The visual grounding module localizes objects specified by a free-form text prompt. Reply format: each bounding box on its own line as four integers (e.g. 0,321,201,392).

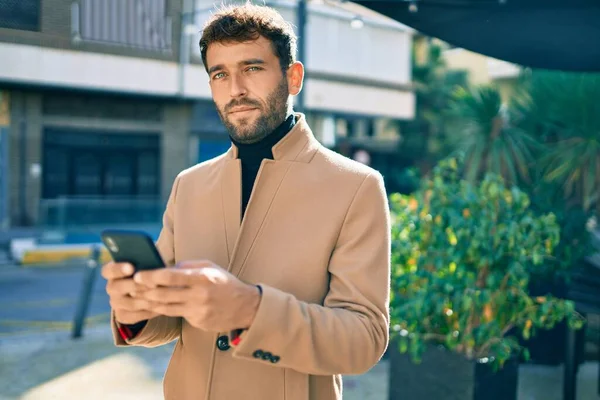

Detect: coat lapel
220,157,242,268
229,160,292,277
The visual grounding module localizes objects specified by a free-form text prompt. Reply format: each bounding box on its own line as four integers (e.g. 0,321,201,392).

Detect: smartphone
101,229,165,272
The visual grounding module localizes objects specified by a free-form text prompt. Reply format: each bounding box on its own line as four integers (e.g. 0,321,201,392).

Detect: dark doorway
42,128,160,199
41,128,161,227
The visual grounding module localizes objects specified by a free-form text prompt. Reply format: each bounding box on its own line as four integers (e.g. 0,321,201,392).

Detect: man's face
206,36,295,144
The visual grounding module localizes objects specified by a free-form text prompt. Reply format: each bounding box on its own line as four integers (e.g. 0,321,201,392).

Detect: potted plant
508,70,600,364
387,156,585,400
443,77,595,365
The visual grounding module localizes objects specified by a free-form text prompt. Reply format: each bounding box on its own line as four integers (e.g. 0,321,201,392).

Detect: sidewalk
0,326,388,400
1,261,599,399
0,326,171,400
1,324,599,400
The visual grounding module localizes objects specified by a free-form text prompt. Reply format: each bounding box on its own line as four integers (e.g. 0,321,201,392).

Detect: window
0,0,40,31
73,0,172,51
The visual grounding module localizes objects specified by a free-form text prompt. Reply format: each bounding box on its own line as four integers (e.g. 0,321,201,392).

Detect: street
0,263,110,336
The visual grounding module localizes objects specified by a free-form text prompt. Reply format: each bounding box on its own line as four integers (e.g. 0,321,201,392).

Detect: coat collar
220,113,320,274
225,113,320,163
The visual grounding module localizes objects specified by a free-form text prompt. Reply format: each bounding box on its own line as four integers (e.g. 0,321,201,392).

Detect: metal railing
71,0,173,52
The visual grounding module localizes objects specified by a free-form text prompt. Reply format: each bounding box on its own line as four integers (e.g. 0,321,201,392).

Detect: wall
0,91,9,228
443,48,491,85
0,41,212,99
442,47,520,103
8,91,42,226
0,0,214,99
0,0,183,61
162,103,191,200
5,89,190,226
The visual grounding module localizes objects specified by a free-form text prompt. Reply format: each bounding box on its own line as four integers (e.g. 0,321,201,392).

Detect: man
102,4,390,400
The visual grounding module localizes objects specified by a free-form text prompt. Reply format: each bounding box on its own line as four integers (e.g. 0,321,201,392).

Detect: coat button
253,350,264,359
270,355,280,364
262,351,272,361
216,335,230,351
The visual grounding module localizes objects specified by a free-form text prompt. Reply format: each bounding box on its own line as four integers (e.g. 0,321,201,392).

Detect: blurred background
1,0,599,399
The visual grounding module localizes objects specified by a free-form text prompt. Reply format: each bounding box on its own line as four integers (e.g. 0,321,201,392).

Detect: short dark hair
199,3,297,73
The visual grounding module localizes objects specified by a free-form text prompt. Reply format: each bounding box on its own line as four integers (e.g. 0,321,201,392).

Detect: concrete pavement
1,263,599,399
1,324,599,400
0,325,390,400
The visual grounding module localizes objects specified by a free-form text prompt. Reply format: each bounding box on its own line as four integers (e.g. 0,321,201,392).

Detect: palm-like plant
507,71,600,276
446,85,540,186
522,71,600,213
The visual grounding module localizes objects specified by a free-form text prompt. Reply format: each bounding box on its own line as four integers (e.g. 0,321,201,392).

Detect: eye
246,66,263,72
212,72,226,80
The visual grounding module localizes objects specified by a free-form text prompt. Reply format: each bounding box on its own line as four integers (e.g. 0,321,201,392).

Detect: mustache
225,99,261,112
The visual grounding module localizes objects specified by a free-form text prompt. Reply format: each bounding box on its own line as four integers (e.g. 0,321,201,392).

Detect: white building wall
0,0,414,119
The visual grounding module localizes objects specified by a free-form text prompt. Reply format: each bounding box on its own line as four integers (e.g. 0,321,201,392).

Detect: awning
353,0,600,72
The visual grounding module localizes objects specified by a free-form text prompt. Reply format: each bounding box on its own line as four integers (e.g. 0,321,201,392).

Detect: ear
286,61,304,96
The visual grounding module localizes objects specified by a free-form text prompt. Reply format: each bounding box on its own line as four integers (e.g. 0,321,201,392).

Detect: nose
229,73,247,98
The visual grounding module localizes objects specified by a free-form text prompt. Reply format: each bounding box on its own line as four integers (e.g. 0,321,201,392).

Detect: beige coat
111,114,391,400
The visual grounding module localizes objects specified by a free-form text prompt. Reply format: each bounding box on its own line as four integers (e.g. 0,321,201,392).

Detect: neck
232,113,295,161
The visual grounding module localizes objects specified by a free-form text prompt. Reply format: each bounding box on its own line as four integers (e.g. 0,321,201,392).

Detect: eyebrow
207,58,266,75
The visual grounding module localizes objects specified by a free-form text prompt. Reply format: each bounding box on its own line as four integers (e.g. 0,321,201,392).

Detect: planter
388,342,519,400
519,275,586,365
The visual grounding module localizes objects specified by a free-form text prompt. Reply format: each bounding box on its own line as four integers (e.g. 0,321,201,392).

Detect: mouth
228,107,258,115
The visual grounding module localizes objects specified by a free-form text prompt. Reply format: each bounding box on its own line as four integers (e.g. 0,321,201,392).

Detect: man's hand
133,260,261,332
101,262,158,325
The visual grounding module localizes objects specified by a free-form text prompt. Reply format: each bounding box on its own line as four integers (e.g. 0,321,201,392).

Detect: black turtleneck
231,114,296,220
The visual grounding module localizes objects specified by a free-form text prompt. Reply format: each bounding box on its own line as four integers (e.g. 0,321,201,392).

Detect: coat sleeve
111,175,183,348
231,172,391,375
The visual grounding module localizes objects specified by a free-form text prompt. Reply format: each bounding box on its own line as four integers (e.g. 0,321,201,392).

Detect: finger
151,303,188,317
134,268,199,288
106,278,138,297
140,286,190,304
132,283,151,295
177,261,228,284
111,296,154,312
101,262,135,280
107,280,150,298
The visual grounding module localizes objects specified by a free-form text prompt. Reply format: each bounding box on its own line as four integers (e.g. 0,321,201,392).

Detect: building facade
441,45,521,101
0,0,414,229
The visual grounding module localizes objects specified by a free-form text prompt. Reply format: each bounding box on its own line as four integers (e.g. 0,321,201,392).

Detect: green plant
389,156,585,370
445,85,539,186
523,72,600,212
510,70,600,276
396,40,469,173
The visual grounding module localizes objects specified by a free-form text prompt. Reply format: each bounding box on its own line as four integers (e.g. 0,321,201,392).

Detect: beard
217,78,290,145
